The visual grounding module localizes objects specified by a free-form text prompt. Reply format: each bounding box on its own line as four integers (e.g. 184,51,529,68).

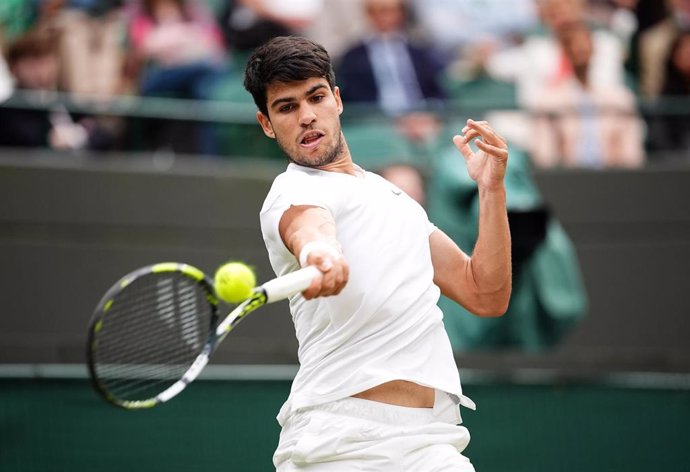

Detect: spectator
128,0,227,100
486,0,626,108
0,51,11,101
303,0,367,59
479,0,627,150
530,21,644,168
336,0,448,115
410,0,538,81
55,0,126,98
588,0,640,59
220,0,321,55
638,0,690,99
0,29,116,150
427,143,587,352
411,0,537,52
647,31,690,156
127,0,228,154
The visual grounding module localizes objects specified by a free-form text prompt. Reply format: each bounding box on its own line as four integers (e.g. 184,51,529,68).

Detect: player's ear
257,111,275,139
334,86,343,115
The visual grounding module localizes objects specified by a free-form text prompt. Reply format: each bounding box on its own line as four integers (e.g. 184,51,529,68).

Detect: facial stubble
276,127,345,168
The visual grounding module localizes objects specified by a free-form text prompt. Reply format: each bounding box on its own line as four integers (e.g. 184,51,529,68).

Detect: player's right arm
279,205,349,299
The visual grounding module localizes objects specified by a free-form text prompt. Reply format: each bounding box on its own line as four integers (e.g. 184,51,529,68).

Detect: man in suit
336,0,447,115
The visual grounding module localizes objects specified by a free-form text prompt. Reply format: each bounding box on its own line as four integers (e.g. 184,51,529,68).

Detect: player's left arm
431,119,512,317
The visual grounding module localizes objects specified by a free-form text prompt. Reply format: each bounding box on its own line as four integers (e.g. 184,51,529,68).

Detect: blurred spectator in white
410,0,539,80
647,31,690,155
411,0,537,52
220,0,321,55
54,0,126,98
638,0,690,99
530,21,644,168
475,0,627,151
589,0,640,49
0,29,116,150
336,0,448,115
487,0,626,109
304,0,367,59
0,0,58,101
0,53,12,102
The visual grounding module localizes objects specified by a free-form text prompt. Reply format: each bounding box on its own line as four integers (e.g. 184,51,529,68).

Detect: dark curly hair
243,36,336,116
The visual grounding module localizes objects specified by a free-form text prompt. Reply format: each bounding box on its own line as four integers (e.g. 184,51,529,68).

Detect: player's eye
279,104,295,113
310,95,325,103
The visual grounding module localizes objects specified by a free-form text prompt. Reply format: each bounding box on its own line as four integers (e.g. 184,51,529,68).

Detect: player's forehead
266,77,331,104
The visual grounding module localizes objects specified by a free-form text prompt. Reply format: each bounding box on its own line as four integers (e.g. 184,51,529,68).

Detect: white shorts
274,392,475,472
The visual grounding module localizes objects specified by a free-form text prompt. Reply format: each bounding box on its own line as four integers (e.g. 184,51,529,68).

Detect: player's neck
313,144,360,176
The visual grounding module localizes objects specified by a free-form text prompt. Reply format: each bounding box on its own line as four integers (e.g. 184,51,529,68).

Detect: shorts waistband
302,390,461,426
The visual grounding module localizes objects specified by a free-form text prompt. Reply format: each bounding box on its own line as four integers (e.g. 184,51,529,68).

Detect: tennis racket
86,262,319,410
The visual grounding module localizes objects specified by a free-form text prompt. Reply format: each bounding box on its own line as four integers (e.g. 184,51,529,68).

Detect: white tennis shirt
260,163,473,426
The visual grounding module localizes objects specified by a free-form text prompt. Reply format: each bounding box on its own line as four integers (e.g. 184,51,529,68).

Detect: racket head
86,263,218,409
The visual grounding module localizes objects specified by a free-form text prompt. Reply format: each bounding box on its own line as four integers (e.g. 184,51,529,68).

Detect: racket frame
87,263,318,410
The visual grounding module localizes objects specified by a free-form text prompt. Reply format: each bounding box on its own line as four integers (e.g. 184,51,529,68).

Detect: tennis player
244,36,511,471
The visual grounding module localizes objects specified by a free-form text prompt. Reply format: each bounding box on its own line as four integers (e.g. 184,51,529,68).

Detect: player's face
257,77,346,168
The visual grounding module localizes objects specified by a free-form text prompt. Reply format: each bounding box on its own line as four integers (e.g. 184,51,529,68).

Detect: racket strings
92,272,214,402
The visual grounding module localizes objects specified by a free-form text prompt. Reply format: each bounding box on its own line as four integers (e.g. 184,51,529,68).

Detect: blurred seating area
0,0,687,163
1,0,688,353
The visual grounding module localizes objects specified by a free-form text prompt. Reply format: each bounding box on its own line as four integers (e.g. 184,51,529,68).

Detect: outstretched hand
452,119,508,191
302,247,349,300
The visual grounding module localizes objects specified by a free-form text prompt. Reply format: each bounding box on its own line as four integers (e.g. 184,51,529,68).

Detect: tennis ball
214,262,256,303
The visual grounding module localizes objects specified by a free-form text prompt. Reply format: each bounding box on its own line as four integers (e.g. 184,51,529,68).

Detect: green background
1,378,688,472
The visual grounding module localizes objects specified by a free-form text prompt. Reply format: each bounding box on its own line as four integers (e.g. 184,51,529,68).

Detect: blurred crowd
0,0,689,166
14,0,688,350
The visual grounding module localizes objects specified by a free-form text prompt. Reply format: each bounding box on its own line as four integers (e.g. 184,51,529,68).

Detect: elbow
472,289,511,318
474,304,508,318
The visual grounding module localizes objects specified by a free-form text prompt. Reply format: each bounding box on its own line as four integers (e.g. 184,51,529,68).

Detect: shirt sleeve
260,169,338,275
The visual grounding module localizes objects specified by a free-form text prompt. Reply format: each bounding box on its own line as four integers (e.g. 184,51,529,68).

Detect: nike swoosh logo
391,189,402,196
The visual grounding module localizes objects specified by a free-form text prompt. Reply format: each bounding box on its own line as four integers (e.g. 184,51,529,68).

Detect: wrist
298,241,342,267
478,183,506,196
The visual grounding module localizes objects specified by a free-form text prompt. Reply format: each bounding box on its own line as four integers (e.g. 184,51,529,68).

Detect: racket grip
262,266,321,303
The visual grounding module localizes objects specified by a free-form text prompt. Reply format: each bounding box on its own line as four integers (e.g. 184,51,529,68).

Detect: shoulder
265,166,311,198
261,165,337,213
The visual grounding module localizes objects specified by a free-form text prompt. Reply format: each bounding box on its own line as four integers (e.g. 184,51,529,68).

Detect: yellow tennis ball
214,262,256,303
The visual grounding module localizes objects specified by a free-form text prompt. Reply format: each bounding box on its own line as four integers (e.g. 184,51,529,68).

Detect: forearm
278,205,348,298
281,206,341,260
468,185,512,312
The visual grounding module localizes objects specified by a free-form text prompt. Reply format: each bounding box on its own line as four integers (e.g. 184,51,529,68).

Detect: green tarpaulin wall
1,378,688,472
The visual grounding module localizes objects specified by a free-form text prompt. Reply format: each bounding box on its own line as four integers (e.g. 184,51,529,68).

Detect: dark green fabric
1,378,688,472
211,74,285,159
428,144,587,351
342,121,416,171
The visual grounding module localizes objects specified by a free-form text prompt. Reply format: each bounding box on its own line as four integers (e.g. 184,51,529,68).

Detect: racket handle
262,266,320,303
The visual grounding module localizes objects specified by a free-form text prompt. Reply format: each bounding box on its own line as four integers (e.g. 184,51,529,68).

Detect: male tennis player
244,36,511,471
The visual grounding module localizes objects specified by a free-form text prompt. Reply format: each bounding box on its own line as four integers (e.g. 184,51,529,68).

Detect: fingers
453,119,507,162
301,251,349,300
452,134,474,162
475,139,508,162
464,119,507,147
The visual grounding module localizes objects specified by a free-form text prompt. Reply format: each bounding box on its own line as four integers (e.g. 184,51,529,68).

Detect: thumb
453,135,473,163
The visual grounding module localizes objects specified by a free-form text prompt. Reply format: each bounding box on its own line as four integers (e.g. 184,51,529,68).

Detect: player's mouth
299,131,325,148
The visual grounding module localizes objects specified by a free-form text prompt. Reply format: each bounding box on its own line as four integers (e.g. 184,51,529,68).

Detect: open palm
452,119,509,191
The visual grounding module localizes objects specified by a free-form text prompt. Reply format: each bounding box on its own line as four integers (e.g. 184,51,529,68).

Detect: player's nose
299,104,317,126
